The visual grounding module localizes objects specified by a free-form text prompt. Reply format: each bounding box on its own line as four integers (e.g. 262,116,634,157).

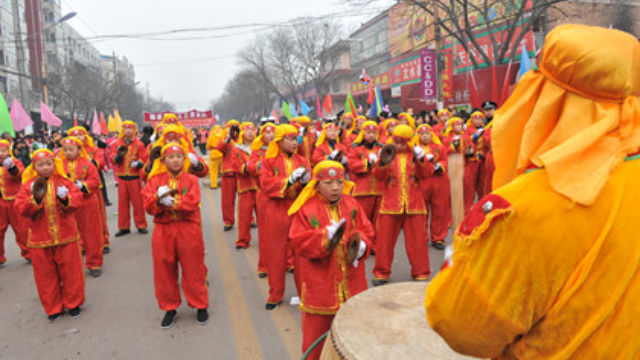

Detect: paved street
0,167,449,360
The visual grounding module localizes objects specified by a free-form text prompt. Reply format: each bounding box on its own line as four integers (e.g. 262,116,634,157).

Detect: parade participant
259,124,309,309
432,109,451,137
196,127,208,155
288,160,374,360
481,125,495,195
68,126,111,254
377,118,398,145
339,112,357,147
397,112,416,129
372,124,433,286
151,125,208,178
110,120,149,236
426,25,640,359
15,149,84,322
295,116,316,166
415,125,449,250
142,143,209,329
443,117,476,213
464,111,487,200
217,122,258,250
346,120,383,242
248,123,276,277
58,137,104,277
0,140,28,265
481,100,497,125
311,123,348,167
219,120,241,231
206,125,224,189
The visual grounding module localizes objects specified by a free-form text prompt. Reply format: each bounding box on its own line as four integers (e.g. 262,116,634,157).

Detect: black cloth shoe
114,229,130,237
251,223,257,229
48,312,63,323
196,309,209,325
105,201,112,206
265,302,280,311
223,225,233,232
89,269,102,278
103,246,110,254
161,310,177,329
372,279,388,287
235,245,247,250
258,272,267,279
68,307,82,318
137,228,148,234
432,242,446,250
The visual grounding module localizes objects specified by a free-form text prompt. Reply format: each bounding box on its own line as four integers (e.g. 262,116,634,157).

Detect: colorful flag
290,104,299,118
344,92,357,116
322,94,333,115
40,101,62,127
107,114,116,132
300,100,311,116
368,85,383,118
99,112,108,135
367,85,375,105
73,116,78,127
270,110,280,124
0,94,15,136
281,101,292,120
9,98,32,132
114,110,123,131
518,42,532,81
316,95,324,118
91,110,100,134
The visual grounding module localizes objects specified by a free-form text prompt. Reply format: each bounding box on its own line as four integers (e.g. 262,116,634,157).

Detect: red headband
315,166,345,181
62,138,82,147
122,124,136,129
417,126,431,134
363,124,378,132
393,136,410,144
69,129,85,137
164,132,182,141
34,151,54,160
325,124,338,130
162,144,185,157
283,133,297,140
263,125,275,133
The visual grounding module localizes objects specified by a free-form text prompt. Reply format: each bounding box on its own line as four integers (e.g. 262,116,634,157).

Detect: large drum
319,282,480,359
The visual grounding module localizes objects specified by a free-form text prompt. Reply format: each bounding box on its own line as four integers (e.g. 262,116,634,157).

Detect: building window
48,32,56,43
0,50,4,65
0,77,6,93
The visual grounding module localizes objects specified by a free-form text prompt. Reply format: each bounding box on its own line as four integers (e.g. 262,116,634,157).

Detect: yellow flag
114,110,123,132
107,114,116,132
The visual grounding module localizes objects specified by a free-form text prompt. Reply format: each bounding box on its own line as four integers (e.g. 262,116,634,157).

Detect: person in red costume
464,111,488,200
338,112,357,147
311,123,348,167
259,124,310,310
372,124,433,286
110,120,149,236
217,122,259,250
295,116,316,166
141,143,209,329
59,137,104,277
150,125,209,178
15,149,84,322
432,109,451,137
288,160,374,360
415,125,450,250
218,120,241,231
0,140,28,265
443,117,477,214
377,118,398,145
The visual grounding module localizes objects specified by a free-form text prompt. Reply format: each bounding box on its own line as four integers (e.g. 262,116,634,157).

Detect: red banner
350,72,391,96
390,55,421,86
441,49,454,100
143,110,216,128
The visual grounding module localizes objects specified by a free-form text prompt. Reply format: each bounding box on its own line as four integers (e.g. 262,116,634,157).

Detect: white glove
340,156,347,165
30,182,34,191
288,167,306,184
474,128,484,137
130,160,142,169
326,218,346,241
2,157,14,168
56,186,69,199
187,153,199,166
452,135,460,141
157,185,171,198
301,170,312,185
298,126,305,136
368,152,378,164
159,195,174,207
329,150,340,160
352,240,368,267
74,180,83,190
413,146,425,160
426,153,434,162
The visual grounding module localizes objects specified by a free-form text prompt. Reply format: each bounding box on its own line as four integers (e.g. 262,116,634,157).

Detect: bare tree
213,69,276,120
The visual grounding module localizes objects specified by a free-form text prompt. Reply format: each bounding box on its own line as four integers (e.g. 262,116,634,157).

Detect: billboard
420,49,437,100
388,3,434,59
144,110,216,128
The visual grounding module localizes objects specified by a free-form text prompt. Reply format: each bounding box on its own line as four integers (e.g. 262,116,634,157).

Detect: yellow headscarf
287,160,355,215
354,120,379,144
297,116,311,125
444,117,464,137
251,123,277,151
238,122,256,144
118,120,138,139
265,124,298,159
493,24,640,205
22,149,68,184
380,118,399,135
153,124,191,151
387,124,415,145
0,140,14,158
315,123,341,147
68,126,96,148
58,136,90,161
147,143,192,180
398,112,416,129
414,124,442,146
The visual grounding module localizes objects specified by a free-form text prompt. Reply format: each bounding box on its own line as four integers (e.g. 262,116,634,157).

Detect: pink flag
40,101,62,127
91,110,100,134
10,99,32,131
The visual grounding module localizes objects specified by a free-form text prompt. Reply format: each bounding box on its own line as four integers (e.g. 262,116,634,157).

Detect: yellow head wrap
398,112,416,129
68,126,96,149
119,120,138,139
251,123,277,151
0,140,14,158
297,116,311,125
153,124,191,151
386,124,415,145
354,120,379,144
315,123,341,147
287,160,355,215
265,124,298,159
58,136,90,161
22,149,68,184
493,24,640,205
414,124,442,146
444,117,464,137
238,122,256,144
147,143,192,180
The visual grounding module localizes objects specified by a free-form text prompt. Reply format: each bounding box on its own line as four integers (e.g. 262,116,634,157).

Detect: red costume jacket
217,140,237,176
218,142,258,193
443,133,475,160
465,125,486,161
247,147,266,179
0,158,25,201
62,157,102,199
347,142,383,196
15,175,82,248
432,123,447,137
110,138,148,177
289,195,374,314
373,151,432,215
311,142,347,167
85,146,105,171
260,152,308,201
141,172,202,225
298,132,317,167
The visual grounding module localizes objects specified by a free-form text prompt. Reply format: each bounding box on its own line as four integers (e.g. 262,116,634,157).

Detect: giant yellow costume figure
206,125,224,189
425,24,640,359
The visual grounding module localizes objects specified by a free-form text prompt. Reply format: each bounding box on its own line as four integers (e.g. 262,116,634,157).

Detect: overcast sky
61,0,395,112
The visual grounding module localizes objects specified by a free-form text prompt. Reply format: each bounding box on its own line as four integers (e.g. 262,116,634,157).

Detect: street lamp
41,11,78,107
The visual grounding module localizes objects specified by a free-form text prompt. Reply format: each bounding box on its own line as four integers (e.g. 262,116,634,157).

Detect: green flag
281,101,292,120
0,93,15,137
344,92,357,116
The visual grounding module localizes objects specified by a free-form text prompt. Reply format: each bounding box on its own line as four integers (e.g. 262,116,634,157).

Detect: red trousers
152,221,209,311
117,178,148,230
77,194,104,270
30,242,85,315
463,161,482,214
420,176,450,244
236,190,257,248
373,213,430,280
302,312,334,360
481,154,495,195
0,199,29,262
264,199,293,304
220,174,236,226
354,195,380,250
256,191,267,275
97,191,110,247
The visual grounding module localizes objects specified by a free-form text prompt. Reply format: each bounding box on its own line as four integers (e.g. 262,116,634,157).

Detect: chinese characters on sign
441,49,454,100
420,48,437,100
391,56,421,85
350,73,390,96
143,110,216,128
